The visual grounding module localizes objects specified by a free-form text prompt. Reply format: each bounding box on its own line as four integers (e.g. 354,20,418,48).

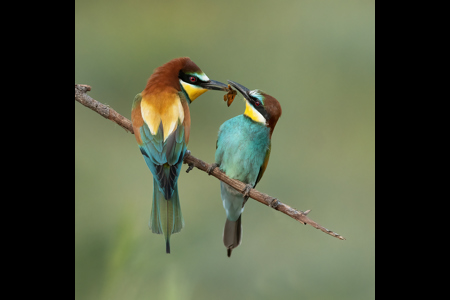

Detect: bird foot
186,163,194,173
207,163,219,175
242,184,253,207
242,184,253,197
184,150,195,173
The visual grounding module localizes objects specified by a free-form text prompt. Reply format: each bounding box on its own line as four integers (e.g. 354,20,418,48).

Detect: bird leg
186,163,194,173
242,184,253,207
184,150,195,173
207,163,219,175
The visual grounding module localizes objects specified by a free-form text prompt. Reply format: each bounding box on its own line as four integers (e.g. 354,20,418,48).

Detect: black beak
200,79,229,91
227,80,251,101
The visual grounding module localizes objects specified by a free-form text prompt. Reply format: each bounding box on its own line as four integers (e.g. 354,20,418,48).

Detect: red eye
255,101,261,106
189,76,197,83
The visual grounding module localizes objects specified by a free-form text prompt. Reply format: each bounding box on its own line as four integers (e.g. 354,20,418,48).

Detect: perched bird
131,57,228,253
214,80,282,257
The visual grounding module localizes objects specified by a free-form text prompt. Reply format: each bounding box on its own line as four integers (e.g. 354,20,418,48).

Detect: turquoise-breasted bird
214,80,282,257
131,57,228,253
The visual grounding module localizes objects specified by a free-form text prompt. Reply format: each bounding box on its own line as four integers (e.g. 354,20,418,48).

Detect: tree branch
75,84,345,241
75,84,134,133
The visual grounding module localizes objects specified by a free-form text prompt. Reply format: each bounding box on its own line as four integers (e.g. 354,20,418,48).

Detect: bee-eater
131,57,228,253
214,80,282,257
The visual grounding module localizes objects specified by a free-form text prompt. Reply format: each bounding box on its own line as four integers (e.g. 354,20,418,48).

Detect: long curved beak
227,80,251,100
200,79,229,91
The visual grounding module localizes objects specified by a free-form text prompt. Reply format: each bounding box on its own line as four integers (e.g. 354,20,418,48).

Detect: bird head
143,57,228,103
177,58,228,102
227,80,282,136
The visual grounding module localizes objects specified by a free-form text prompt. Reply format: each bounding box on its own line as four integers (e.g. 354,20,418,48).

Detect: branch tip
76,84,92,92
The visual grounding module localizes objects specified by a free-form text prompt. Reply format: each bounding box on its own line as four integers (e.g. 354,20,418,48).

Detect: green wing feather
133,92,187,253
254,142,271,188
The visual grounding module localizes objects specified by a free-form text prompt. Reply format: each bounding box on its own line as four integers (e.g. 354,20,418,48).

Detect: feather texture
151,178,184,253
132,91,187,252
215,115,271,184
215,115,271,256
132,57,221,253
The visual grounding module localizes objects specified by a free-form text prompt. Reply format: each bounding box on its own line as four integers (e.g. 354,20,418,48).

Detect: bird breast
141,89,185,142
216,115,270,184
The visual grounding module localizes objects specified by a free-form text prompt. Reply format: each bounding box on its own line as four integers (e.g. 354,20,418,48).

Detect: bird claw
241,184,253,207
186,163,194,173
242,184,253,197
207,163,219,175
185,150,194,173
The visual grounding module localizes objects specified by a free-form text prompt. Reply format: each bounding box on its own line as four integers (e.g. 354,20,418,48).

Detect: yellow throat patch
244,100,266,124
180,81,208,101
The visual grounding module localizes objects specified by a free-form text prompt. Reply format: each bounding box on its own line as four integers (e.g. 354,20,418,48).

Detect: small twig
75,84,345,241
75,84,134,133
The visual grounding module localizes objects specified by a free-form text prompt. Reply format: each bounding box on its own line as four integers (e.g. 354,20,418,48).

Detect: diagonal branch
75,84,345,241
75,84,133,133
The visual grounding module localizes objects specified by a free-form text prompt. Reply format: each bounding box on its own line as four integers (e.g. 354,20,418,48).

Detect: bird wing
254,142,271,188
132,92,188,199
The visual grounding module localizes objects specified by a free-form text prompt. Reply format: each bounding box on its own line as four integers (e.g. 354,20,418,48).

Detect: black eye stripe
178,71,207,84
248,95,269,119
249,95,261,105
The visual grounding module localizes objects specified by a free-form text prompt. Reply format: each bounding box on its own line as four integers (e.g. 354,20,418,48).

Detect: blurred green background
75,0,374,299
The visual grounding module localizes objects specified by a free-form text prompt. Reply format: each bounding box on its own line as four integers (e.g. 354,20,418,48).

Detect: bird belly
220,181,244,222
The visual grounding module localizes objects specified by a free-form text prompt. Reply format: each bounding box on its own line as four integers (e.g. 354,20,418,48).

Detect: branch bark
75,84,345,241
75,84,134,133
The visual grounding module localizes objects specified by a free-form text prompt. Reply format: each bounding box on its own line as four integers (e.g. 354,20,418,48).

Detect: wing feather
254,143,271,188
133,91,188,199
